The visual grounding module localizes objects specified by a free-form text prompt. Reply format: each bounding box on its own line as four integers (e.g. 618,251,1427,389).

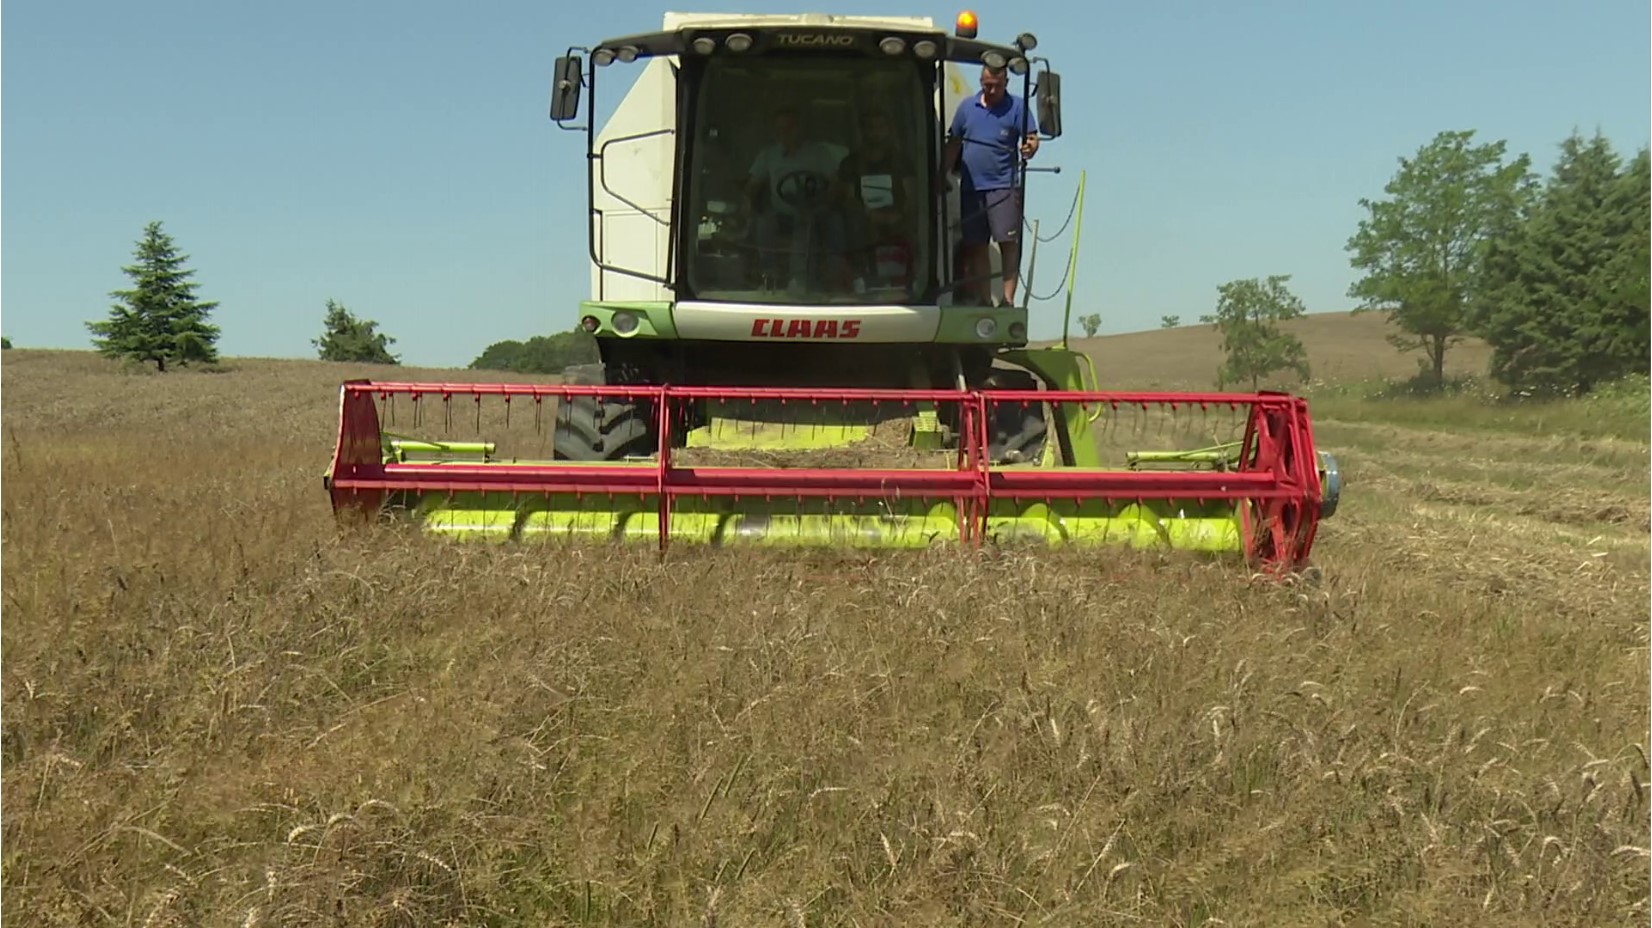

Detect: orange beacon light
955,10,978,38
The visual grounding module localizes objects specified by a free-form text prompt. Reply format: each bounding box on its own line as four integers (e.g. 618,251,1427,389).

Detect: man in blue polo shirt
941,65,1040,306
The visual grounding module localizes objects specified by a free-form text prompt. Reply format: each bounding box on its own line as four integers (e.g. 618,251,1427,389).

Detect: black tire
553,363,657,461
982,368,1049,465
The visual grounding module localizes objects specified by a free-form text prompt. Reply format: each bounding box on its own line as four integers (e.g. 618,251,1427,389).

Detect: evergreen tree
1346,130,1536,389
1602,146,1650,364
1200,275,1311,390
87,221,221,371
1476,133,1650,395
313,299,400,364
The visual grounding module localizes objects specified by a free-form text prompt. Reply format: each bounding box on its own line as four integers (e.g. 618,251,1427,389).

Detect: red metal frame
327,380,1325,571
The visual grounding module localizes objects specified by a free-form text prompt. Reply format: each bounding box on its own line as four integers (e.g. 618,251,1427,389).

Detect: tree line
81,126,1647,395
1194,128,1648,396
80,220,596,372
82,221,401,369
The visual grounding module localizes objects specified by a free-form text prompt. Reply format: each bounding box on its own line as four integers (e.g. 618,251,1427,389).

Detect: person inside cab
838,108,918,291
742,105,856,295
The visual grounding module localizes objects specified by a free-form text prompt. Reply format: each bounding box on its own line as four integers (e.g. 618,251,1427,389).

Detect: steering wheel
774,169,832,212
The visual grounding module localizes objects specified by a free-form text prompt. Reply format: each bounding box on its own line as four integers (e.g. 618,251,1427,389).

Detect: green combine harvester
325,10,1340,573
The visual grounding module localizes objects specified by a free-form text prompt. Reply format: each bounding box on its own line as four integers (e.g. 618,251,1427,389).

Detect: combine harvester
324,10,1340,575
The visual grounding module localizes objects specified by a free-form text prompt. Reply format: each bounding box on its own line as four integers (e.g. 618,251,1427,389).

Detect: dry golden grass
3,333,1648,926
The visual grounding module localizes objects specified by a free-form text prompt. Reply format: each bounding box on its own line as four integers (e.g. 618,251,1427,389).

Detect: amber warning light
955,10,978,38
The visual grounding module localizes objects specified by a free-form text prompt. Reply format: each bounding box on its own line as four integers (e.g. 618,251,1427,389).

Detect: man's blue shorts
960,187,1023,246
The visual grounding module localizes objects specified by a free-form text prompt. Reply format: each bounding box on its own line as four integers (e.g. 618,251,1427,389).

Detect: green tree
1,337,11,350
1346,130,1536,389
1200,275,1311,390
313,299,400,364
469,330,599,374
1078,313,1101,337
1606,146,1652,342
87,221,221,371
1160,315,1181,329
1475,134,1650,394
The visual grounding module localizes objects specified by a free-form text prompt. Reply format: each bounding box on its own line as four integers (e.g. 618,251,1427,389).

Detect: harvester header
327,380,1334,570
324,9,1339,576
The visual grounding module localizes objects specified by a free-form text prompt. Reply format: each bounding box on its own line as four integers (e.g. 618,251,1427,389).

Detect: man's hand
1020,134,1040,159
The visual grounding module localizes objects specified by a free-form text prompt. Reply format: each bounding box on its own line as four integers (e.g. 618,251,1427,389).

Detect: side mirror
1035,71,1062,138
550,55,583,122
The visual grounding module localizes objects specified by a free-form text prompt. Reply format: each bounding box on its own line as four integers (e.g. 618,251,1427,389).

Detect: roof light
879,36,906,55
592,48,615,66
1008,56,1029,74
1016,32,1038,51
726,32,753,52
913,39,938,58
955,10,978,38
982,49,1007,69
691,36,716,55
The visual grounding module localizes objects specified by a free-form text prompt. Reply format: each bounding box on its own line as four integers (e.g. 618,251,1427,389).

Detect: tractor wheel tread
553,374,656,461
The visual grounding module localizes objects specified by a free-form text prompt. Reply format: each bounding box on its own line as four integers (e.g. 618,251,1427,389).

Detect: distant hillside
1056,310,1494,391
5,309,1492,395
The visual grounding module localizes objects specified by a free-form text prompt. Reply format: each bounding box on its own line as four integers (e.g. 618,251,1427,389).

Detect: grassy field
3,322,1648,926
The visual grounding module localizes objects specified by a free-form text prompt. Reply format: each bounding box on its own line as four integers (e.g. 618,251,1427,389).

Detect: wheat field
3,335,1648,926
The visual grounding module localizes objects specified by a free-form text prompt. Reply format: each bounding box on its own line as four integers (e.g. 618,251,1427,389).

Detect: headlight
974,317,997,339
612,311,639,335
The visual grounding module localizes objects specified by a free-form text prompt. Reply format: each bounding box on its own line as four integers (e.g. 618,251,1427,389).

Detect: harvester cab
547,11,1071,462
324,10,1340,574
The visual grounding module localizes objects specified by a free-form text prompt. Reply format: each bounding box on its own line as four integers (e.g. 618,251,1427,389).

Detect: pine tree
1475,133,1650,395
313,299,399,364
87,221,221,371
1601,147,1650,366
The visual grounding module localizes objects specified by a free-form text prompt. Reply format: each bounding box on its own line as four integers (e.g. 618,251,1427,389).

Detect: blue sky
4,0,1647,368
